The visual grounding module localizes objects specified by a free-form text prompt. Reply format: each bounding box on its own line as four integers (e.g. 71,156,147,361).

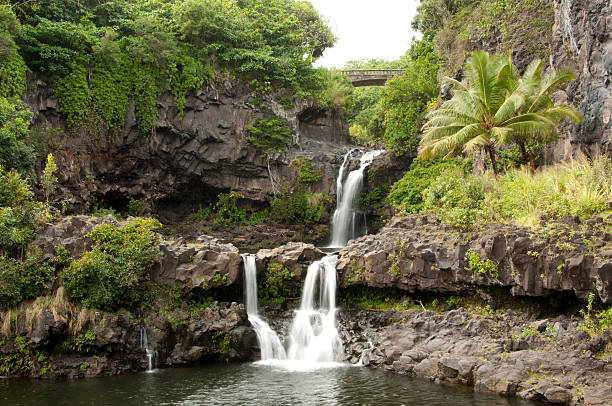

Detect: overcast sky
309,0,421,68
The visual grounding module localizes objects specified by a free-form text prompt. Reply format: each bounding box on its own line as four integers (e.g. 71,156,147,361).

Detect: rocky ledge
337,214,612,303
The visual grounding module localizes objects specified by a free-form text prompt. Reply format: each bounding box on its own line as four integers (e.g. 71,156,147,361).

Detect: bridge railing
340,69,404,77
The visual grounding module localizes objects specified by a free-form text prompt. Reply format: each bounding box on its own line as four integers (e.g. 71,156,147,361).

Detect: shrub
213,191,247,228
270,191,332,225
0,250,54,307
245,117,293,153
0,97,37,176
290,157,322,185
62,218,162,311
464,249,498,278
259,262,296,300
421,168,494,230
388,158,469,213
0,166,46,256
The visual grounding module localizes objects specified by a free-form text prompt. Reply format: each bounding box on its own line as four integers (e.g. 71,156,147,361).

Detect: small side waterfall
286,255,344,363
329,149,384,248
140,327,158,372
242,254,287,360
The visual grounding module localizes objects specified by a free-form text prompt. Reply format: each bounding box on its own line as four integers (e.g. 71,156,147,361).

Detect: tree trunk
486,146,499,175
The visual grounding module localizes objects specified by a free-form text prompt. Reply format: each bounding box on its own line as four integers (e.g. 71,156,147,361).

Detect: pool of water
1,363,546,406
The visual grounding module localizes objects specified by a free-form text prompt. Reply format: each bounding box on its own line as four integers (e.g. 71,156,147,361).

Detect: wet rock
255,242,325,279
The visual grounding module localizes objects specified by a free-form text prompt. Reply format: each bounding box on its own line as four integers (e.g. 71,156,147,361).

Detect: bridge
340,69,404,87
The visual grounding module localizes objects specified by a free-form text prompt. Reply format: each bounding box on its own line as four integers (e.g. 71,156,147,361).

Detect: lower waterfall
242,254,287,361
242,254,344,368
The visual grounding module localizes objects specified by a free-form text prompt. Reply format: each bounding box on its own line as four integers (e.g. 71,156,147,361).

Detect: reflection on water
0,363,546,406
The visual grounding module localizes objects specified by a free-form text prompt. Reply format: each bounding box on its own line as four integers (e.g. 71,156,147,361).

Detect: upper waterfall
329,149,384,248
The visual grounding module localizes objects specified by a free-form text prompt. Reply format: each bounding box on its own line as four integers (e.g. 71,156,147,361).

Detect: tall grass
413,155,612,230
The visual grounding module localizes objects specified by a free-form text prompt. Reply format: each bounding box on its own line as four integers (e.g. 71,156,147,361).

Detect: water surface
1,363,546,406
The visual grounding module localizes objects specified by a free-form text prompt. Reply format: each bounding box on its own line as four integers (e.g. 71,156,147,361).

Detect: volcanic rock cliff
24,77,351,216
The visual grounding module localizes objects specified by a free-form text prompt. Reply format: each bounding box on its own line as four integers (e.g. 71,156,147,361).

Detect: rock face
255,242,325,279
546,0,612,160
153,235,241,290
338,215,612,304
341,308,612,406
24,78,351,214
0,296,253,379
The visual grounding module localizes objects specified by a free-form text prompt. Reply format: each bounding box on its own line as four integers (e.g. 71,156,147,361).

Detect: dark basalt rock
24,77,351,215
337,215,612,304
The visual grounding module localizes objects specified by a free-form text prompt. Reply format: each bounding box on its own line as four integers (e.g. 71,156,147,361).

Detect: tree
418,50,581,174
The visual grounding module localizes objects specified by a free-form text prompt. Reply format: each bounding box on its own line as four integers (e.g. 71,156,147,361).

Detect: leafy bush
0,165,46,256
422,168,494,231
62,218,162,311
246,117,293,153
0,98,36,176
464,249,498,278
270,191,332,225
290,157,322,185
388,158,468,213
213,191,247,228
0,250,54,307
379,40,441,156
259,262,296,300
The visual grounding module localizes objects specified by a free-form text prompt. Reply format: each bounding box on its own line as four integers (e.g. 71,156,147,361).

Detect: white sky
309,0,421,68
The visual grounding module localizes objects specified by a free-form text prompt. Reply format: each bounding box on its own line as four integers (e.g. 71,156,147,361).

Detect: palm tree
501,59,582,171
418,50,581,174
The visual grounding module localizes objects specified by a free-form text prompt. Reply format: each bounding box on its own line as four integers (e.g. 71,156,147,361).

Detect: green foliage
190,204,212,223
0,165,46,256
259,262,296,300
578,293,612,337
0,336,33,375
464,249,499,278
127,198,144,217
5,0,336,136
388,158,468,213
92,205,119,219
0,250,54,307
359,185,390,209
388,239,407,279
270,190,331,225
246,117,293,153
419,50,580,174
41,153,58,205
418,155,612,229
0,53,28,98
213,191,247,228
16,17,102,75
422,167,492,230
380,40,441,156
62,217,162,311
0,97,36,176
290,157,322,185
54,64,92,128
420,0,554,74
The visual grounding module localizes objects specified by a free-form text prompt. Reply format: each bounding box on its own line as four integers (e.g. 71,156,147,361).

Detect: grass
411,155,612,230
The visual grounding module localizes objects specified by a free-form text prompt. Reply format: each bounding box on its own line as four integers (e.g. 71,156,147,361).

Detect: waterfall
140,327,158,372
286,255,344,363
242,254,287,361
329,149,384,248
561,0,578,53
243,254,345,368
